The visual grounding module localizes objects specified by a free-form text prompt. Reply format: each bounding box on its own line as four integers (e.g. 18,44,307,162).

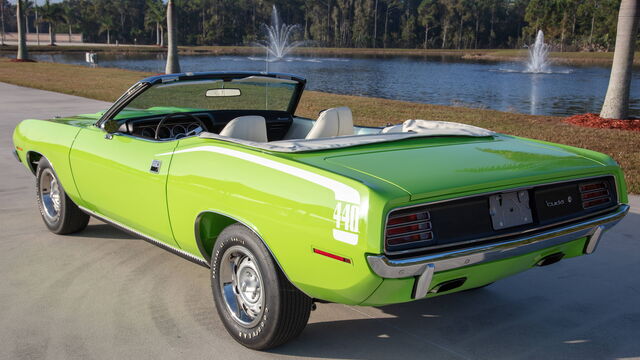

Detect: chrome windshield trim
97,81,150,126
369,204,629,299
383,174,618,256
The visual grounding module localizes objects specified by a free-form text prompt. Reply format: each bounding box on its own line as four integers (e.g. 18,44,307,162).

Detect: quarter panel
166,138,387,304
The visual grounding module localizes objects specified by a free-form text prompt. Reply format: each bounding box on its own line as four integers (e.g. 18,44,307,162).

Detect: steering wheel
155,112,208,140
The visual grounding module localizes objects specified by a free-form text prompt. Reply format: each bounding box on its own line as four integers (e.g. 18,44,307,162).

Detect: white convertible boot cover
200,118,495,152
305,107,354,139
219,115,268,142
381,119,495,137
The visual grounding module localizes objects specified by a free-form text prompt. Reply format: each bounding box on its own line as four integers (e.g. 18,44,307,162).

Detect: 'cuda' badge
546,196,572,208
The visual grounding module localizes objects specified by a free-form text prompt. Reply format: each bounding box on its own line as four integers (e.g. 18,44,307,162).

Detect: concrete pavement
1,82,639,360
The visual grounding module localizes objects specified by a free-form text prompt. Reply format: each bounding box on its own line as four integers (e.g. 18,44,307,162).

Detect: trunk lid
294,135,606,201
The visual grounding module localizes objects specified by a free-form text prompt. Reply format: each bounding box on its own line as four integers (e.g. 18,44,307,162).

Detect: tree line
0,0,630,51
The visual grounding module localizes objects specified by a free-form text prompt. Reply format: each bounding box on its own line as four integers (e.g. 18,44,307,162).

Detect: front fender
12,119,84,204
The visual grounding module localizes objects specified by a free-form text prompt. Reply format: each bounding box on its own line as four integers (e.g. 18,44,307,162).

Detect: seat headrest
305,107,353,140
219,116,268,143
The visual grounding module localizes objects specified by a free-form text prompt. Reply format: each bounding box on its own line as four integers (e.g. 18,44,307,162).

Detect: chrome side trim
383,174,617,256
369,204,629,299
79,206,209,267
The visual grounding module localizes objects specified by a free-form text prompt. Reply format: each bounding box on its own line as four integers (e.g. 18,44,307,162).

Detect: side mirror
103,119,119,134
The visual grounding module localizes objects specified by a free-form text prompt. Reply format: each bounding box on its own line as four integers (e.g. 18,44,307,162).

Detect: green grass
0,59,638,193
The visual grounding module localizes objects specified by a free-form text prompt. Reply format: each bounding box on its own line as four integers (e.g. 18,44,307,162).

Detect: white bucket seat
219,116,268,143
305,107,353,139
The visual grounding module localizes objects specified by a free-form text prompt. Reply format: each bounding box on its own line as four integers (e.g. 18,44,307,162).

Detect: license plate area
489,190,533,230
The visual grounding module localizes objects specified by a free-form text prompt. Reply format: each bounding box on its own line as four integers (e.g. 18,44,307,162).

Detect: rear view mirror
206,88,241,97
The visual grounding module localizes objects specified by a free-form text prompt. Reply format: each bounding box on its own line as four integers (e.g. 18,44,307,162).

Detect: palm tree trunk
165,0,180,74
156,21,160,45
589,13,595,46
160,26,164,47
560,12,566,52
601,0,639,119
457,17,462,49
49,23,55,46
17,1,28,59
423,24,428,49
1,0,6,46
35,8,40,45
474,16,479,49
326,0,330,44
107,29,110,45
442,20,448,49
372,0,378,48
68,24,72,42
383,7,389,48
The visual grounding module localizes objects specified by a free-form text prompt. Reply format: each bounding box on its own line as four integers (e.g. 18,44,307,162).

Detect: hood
295,135,608,201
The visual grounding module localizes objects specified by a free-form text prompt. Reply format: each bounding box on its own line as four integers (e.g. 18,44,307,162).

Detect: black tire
35,158,90,234
211,223,312,350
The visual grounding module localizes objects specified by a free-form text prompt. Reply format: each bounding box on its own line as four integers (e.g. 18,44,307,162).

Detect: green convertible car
13,72,629,349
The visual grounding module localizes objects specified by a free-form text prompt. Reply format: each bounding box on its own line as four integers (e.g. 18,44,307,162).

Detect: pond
16,52,640,117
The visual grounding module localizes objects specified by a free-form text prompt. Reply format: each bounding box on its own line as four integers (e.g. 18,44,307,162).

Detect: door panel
70,127,179,247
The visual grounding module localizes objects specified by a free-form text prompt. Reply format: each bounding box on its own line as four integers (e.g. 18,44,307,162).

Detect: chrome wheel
39,168,61,221
219,245,265,328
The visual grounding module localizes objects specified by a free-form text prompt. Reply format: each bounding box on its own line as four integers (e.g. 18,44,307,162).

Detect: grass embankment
0,59,638,193
1,44,637,65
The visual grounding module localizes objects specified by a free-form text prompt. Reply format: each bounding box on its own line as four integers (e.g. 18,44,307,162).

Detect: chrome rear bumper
367,204,629,299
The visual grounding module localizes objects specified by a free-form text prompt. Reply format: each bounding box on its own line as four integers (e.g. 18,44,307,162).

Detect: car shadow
269,289,522,360
72,210,639,359
270,210,640,359
69,222,136,240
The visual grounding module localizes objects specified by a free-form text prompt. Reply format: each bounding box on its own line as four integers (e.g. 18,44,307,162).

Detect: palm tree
145,0,165,46
61,2,74,42
600,0,639,119
99,16,115,45
41,0,62,46
0,0,6,46
16,0,28,59
165,0,180,74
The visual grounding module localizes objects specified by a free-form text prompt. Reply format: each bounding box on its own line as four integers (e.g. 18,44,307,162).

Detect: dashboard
121,110,293,141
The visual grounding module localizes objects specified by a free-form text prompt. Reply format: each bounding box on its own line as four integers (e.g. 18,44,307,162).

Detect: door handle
149,160,162,173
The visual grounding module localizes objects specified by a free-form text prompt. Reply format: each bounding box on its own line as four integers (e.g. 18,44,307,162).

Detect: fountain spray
526,30,550,73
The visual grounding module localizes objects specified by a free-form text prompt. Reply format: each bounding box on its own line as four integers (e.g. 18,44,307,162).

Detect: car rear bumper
367,204,629,299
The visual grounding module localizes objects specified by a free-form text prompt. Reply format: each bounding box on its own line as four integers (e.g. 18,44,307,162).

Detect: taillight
385,209,434,250
579,180,612,209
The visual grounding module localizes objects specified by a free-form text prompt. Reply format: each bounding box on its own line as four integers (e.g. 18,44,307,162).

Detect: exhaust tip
429,277,467,294
536,252,565,267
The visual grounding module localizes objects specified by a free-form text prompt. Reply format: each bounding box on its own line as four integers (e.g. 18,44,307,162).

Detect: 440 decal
332,202,360,245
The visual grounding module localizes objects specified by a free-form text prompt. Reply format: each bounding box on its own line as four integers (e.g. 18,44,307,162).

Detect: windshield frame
96,72,306,128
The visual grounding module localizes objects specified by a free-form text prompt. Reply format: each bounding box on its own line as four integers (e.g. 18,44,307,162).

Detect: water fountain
256,5,304,61
526,30,550,73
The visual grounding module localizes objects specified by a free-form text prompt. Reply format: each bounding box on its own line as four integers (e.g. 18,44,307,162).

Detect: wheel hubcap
39,168,61,221
219,246,265,328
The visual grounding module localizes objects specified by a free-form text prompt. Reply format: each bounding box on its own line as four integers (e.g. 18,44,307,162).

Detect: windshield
114,76,300,120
